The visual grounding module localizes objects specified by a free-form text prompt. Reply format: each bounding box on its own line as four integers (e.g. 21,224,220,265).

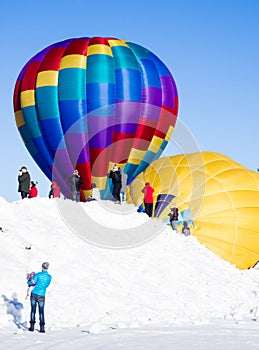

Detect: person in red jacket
49,181,60,198
142,182,154,217
52,182,60,198
28,181,38,198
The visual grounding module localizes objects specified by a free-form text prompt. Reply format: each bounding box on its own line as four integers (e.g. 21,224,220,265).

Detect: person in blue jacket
27,262,52,333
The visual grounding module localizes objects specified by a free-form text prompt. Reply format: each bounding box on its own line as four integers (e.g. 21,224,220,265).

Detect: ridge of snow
0,196,258,333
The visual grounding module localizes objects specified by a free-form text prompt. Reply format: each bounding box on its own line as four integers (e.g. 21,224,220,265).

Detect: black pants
112,182,122,201
144,203,153,217
21,191,28,199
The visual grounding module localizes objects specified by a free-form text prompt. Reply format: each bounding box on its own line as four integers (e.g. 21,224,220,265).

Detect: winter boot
39,323,45,333
28,322,35,332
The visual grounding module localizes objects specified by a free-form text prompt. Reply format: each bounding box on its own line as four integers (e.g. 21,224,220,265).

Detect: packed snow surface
0,197,258,349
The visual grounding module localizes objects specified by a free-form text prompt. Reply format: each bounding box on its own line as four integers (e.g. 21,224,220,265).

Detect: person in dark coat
168,206,179,231
18,166,31,199
69,170,84,202
109,164,122,204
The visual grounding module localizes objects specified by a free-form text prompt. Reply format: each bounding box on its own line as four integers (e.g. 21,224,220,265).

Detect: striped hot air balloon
13,37,178,200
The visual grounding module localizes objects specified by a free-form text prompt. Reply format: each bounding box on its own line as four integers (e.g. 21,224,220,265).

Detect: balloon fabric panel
129,152,259,269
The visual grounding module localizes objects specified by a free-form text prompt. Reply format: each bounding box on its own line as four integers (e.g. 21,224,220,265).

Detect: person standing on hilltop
182,221,191,236
18,166,31,199
69,170,84,202
120,167,128,203
109,164,122,204
142,182,154,217
48,181,60,198
28,181,38,198
168,206,179,231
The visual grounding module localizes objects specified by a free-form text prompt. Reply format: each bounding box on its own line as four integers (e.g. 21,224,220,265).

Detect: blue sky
1,0,258,201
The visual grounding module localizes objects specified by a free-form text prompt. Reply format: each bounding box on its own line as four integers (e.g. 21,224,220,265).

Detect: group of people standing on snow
69,163,127,204
17,166,60,200
17,164,190,235
17,164,127,205
18,166,36,199
168,206,191,236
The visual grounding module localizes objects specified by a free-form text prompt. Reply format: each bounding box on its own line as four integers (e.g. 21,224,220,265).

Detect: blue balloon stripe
18,124,32,143
141,149,156,165
86,55,115,84
33,153,52,179
59,68,86,101
131,145,165,181
160,139,168,151
32,136,54,166
125,42,151,60
40,119,66,150
138,59,162,88
87,104,115,118
21,106,38,126
131,160,150,180
21,107,42,138
86,83,116,114
124,163,138,184
153,148,163,162
148,52,172,77
25,139,38,156
26,121,43,138
59,100,87,133
115,69,142,101
111,46,139,70
36,86,60,120
36,162,51,178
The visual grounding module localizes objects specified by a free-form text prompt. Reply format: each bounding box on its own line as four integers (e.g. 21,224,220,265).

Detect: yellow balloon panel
129,152,259,269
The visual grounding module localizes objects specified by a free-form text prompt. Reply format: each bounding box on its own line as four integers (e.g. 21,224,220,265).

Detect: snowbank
0,197,258,333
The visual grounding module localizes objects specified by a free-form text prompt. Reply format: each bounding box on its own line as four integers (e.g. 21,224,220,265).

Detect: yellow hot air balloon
128,152,259,269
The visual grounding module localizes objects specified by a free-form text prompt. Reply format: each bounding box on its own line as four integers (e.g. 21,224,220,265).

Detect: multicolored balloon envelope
128,152,259,269
13,37,178,199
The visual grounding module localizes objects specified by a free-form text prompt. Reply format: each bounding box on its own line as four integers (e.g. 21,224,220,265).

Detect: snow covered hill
0,196,258,335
